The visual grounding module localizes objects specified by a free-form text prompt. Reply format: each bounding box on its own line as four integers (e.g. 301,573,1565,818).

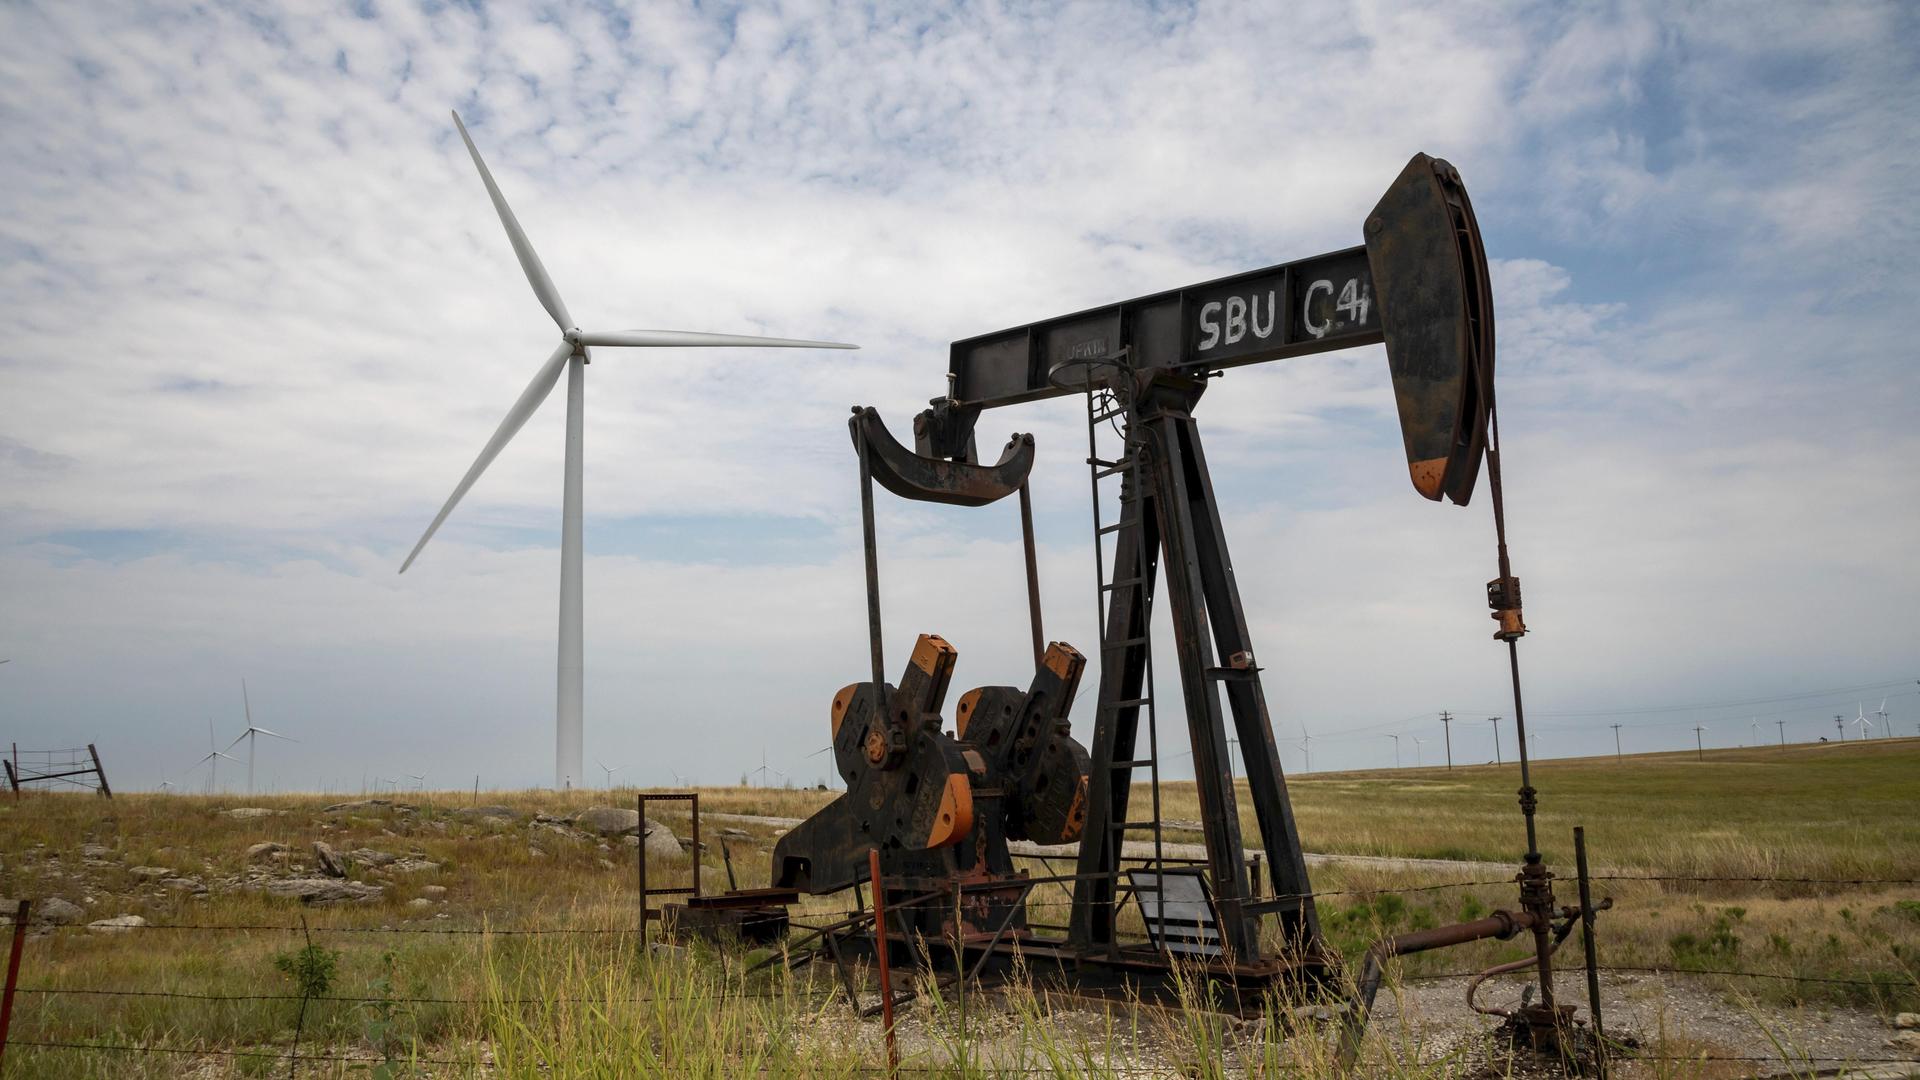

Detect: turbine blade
400,343,573,573
255,728,297,742
242,678,252,726
451,110,573,331
572,329,857,350
224,731,249,753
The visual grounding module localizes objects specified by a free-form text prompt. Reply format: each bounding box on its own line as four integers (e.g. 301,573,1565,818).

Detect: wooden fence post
868,849,898,1076
0,899,31,1071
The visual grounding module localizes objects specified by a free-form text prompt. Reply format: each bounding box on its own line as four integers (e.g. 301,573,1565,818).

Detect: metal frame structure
5,744,111,800
635,791,699,925
677,153,1606,1046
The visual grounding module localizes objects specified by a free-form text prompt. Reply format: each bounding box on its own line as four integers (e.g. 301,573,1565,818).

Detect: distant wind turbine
397,111,857,791
596,758,626,790
750,748,786,788
1874,698,1891,740
193,718,239,794
224,680,296,797
1852,703,1875,740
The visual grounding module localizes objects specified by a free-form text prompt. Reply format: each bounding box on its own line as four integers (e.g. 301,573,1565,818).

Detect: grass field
1,739,1915,1077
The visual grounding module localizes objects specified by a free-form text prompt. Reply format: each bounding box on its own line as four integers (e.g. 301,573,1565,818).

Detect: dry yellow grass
0,738,1914,1075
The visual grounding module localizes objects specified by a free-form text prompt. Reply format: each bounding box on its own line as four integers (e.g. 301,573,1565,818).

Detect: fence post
88,744,111,799
868,849,899,1076
1,899,32,1072
1574,826,1607,1080
636,793,648,941
690,792,701,899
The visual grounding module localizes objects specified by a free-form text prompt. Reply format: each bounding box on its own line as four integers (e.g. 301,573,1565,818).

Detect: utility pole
1439,710,1453,770
1775,719,1786,750
1693,725,1706,761
1387,734,1401,769
1489,716,1502,765
1834,714,1845,742
1610,723,1623,762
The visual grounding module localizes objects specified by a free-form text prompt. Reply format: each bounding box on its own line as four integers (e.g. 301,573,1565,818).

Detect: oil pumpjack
668,154,1603,1040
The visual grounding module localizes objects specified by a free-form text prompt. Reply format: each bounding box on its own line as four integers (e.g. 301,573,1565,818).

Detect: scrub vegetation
2,739,1915,1076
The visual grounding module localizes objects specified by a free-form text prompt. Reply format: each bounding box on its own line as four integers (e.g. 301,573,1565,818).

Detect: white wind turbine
596,758,626,790
193,718,239,794
225,679,296,797
1852,702,1875,740
400,111,856,791
1874,698,1891,739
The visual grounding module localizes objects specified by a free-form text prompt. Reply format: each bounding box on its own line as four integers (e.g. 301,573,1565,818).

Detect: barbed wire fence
2,866,1916,1076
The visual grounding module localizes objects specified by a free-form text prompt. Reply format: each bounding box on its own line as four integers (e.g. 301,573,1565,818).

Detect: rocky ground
2,799,686,933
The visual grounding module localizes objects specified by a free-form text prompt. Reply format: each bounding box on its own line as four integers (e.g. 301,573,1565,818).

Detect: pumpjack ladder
1077,350,1170,956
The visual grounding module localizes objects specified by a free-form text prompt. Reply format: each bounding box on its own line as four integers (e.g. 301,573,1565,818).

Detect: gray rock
159,877,205,893
80,844,112,859
35,897,85,925
1897,1012,1920,1030
129,866,172,881
1885,1030,1920,1055
246,842,288,862
419,885,447,899
644,820,681,861
87,915,148,935
347,848,399,867
311,841,348,879
573,806,642,836
258,878,384,905
222,808,280,820
407,897,433,909
389,859,440,875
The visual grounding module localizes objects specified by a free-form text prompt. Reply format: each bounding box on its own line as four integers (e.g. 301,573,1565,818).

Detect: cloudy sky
2,1,1915,794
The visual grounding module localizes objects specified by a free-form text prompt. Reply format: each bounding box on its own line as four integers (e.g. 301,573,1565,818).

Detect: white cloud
0,0,1914,788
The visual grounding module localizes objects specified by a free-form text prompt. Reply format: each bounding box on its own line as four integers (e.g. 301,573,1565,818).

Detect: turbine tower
401,112,857,789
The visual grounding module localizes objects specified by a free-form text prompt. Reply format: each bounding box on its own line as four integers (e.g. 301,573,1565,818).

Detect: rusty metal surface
662,902,790,944
1364,152,1494,505
850,406,1033,507
773,635,984,893
953,641,1092,846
